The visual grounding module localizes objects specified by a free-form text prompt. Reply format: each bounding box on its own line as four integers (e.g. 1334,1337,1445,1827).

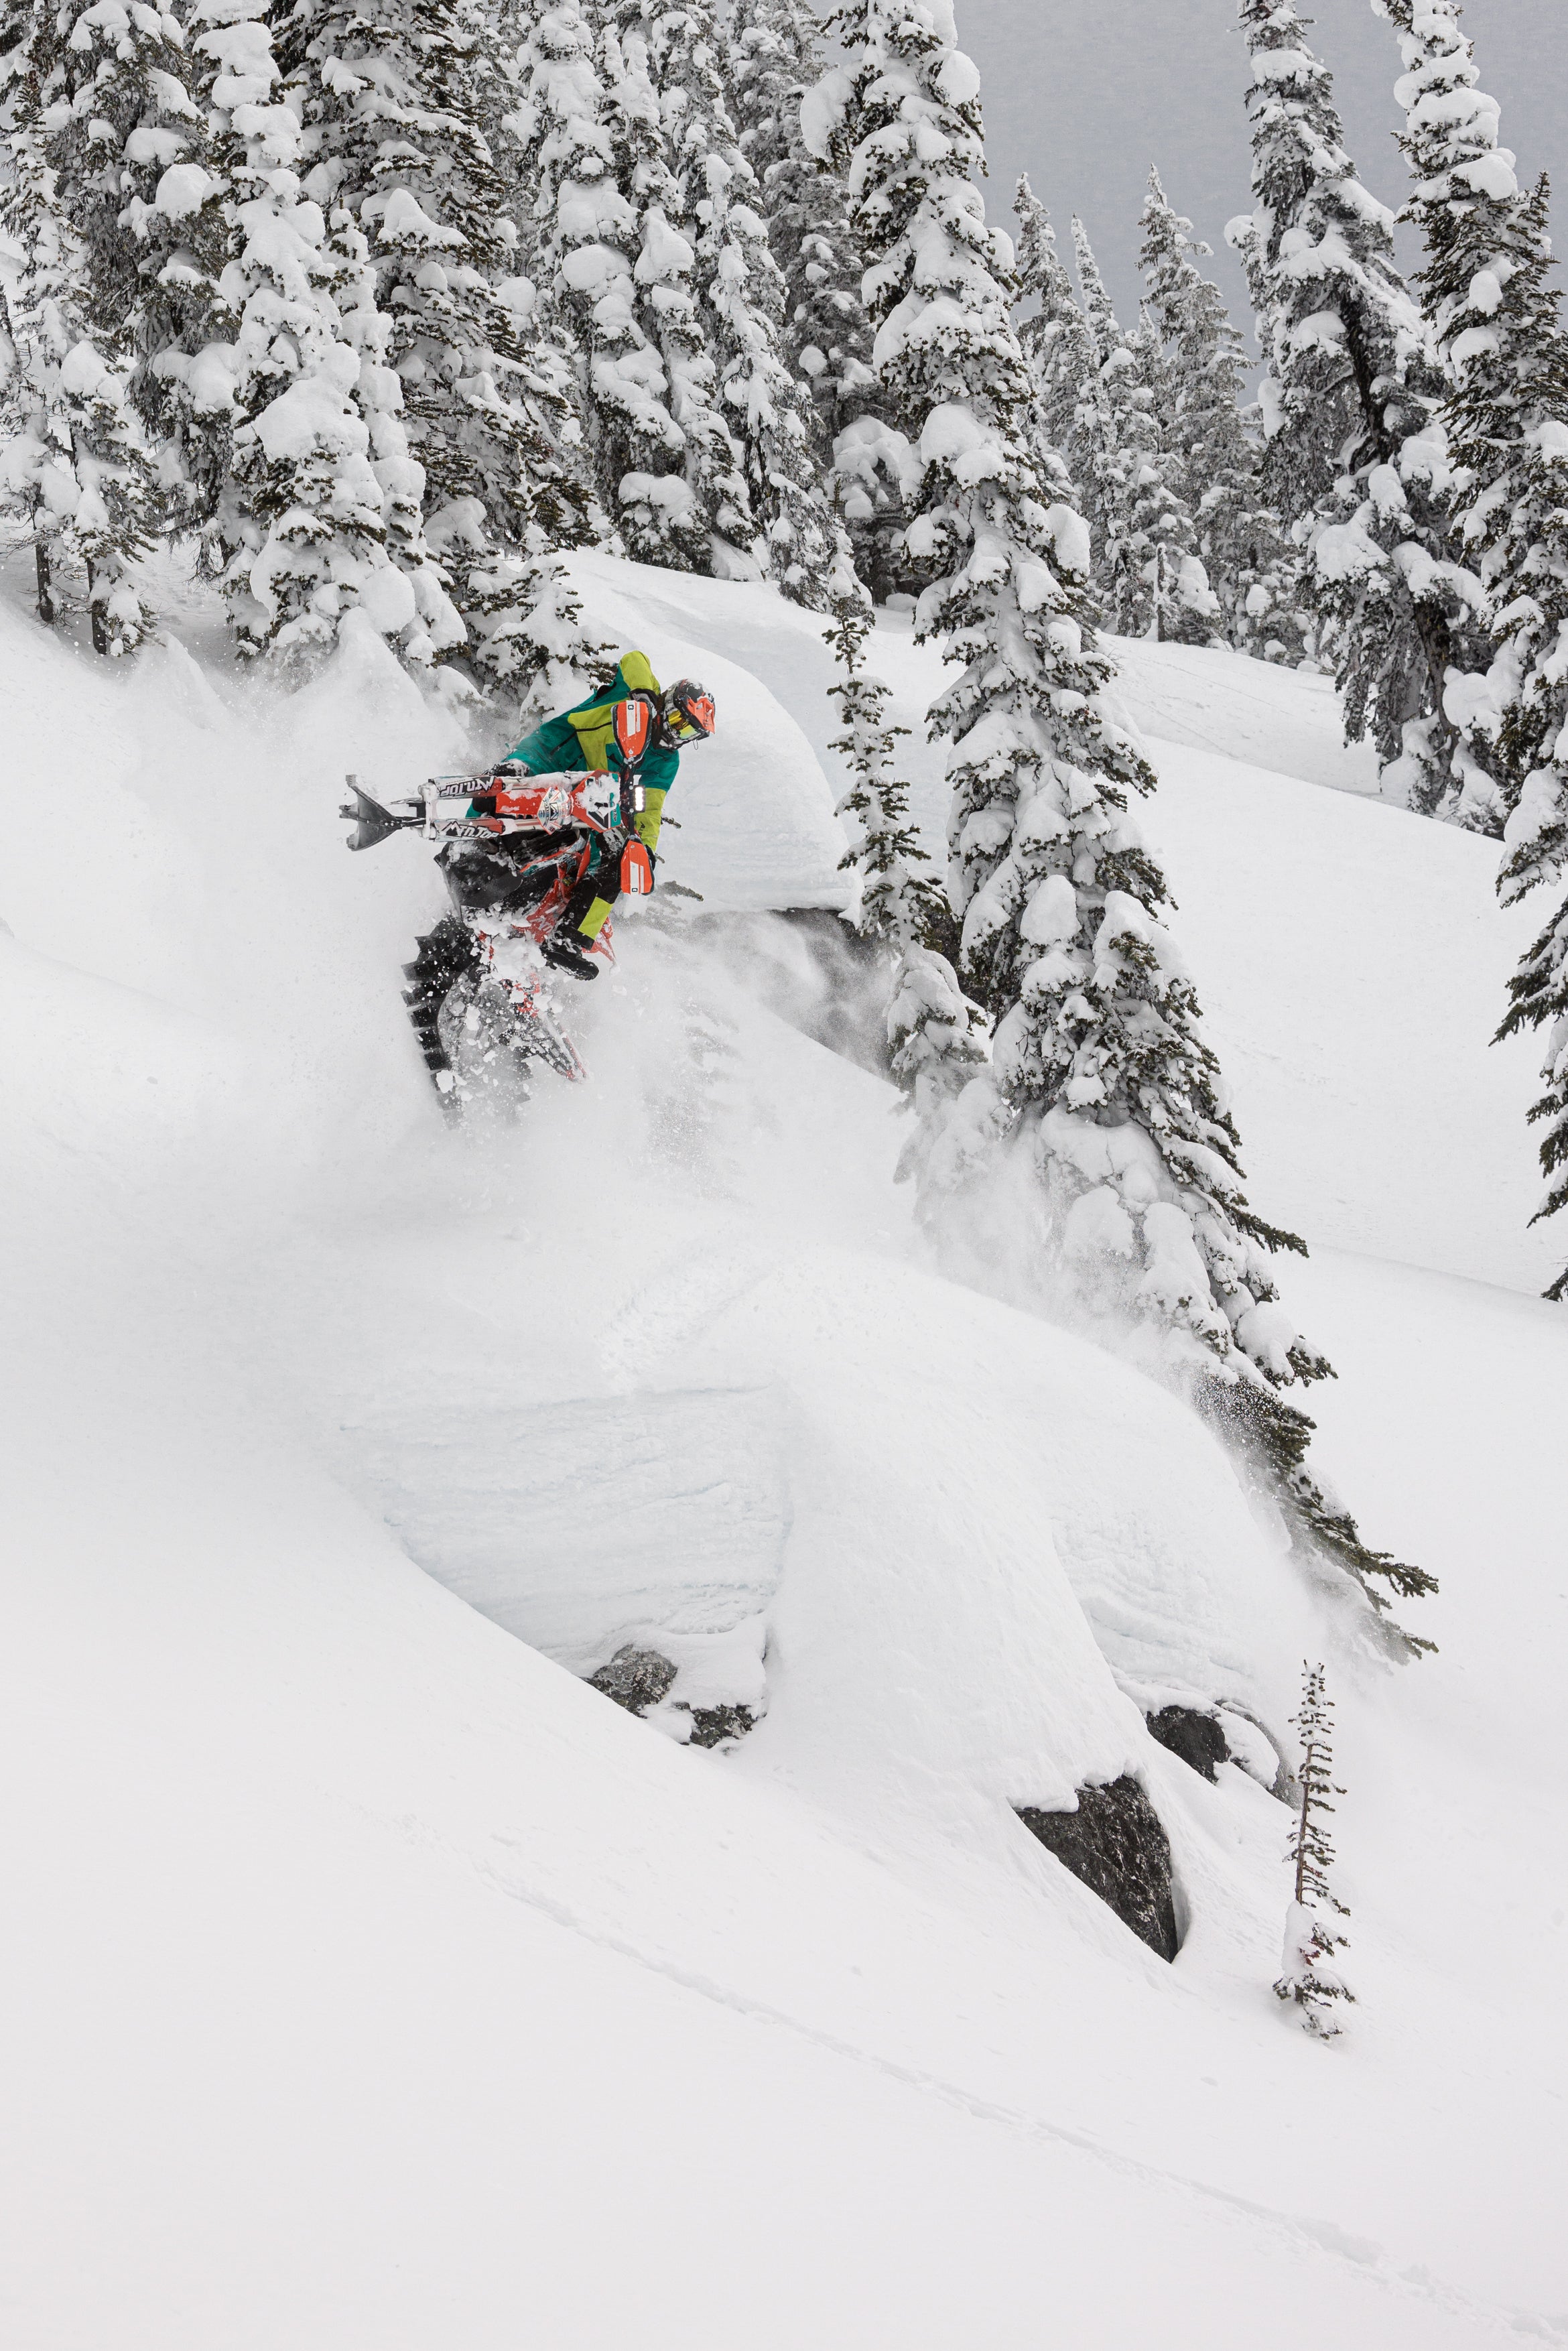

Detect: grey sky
953,0,1568,340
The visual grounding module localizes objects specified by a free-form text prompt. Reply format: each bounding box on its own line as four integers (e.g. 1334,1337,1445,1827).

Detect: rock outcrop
1017,1779,1179,1962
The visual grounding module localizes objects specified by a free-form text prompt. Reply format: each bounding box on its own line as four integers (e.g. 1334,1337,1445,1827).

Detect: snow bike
341,696,659,1122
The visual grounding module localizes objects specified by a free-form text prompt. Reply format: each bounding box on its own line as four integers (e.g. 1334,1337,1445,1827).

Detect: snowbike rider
481,652,716,979
346,651,716,1108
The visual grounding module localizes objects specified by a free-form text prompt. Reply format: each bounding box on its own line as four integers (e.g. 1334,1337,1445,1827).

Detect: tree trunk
1293,1742,1313,1903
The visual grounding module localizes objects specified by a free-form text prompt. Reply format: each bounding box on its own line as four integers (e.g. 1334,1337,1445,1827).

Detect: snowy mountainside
2,550,1565,2345
1105,635,1384,796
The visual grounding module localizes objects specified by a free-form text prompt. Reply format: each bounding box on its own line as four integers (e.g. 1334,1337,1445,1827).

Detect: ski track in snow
465,1834,1554,2349
3,546,1566,2345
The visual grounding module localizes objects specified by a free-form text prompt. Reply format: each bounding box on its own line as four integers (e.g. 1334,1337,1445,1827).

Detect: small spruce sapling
824,596,988,1153
825,596,942,949
1275,1661,1354,2039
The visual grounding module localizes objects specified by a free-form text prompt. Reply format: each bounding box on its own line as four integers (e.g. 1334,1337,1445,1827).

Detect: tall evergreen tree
1063,216,1140,617
1071,215,1214,641
278,0,595,680
0,1,165,651
33,0,231,523
1230,1,1413,518
592,0,749,567
185,0,462,666
514,1,690,556
1275,1662,1354,2039
1127,308,1220,644
1,0,24,86
815,0,1425,1627
653,0,839,602
1012,175,1086,491
799,7,931,607
1138,166,1301,660
1437,185,1568,1295
1230,0,1484,809
1374,0,1535,830
729,0,874,470
1372,1,1568,1283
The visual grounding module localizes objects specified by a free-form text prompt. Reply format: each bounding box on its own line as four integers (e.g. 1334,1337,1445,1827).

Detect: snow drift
2,550,1565,2345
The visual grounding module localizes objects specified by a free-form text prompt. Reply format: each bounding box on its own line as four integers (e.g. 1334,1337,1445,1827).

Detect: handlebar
340,767,645,852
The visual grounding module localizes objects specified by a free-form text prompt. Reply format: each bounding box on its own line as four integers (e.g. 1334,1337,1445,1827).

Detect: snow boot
541,933,601,983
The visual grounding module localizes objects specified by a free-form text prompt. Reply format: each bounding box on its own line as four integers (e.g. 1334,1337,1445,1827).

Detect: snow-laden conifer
1230,1,1414,518
1061,217,1136,615
1371,0,1536,830
731,0,874,476
826,597,945,948
1070,216,1214,642
824,595,989,1169
278,0,594,681
1433,181,1568,1295
0,6,164,651
1372,0,1524,397
1275,1662,1354,2039
653,4,839,604
1013,176,1090,497
1498,867,1568,1303
589,0,749,568
1,0,23,86
1369,3,1568,1279
178,0,456,668
1138,167,1301,660
1126,310,1219,645
2,0,236,592
788,12,918,602
35,0,231,525
513,2,685,553
1230,0,1484,810
1006,175,1090,519
812,0,1425,1628
464,539,618,731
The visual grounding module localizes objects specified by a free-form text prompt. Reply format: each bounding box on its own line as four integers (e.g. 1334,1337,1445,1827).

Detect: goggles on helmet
660,681,716,745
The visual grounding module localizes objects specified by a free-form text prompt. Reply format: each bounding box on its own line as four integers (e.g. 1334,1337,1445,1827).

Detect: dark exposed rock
588,1645,677,1715
1017,1778,1180,1962
586,1647,760,1749
1146,1704,1229,1783
684,1702,759,1750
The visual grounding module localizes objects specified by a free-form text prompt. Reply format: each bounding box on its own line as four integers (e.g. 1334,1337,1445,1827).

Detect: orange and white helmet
660,680,717,745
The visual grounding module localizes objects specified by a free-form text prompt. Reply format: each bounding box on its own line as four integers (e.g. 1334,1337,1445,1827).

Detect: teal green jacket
507,651,678,861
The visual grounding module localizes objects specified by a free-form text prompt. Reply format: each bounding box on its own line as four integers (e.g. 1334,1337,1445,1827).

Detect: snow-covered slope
2,551,1564,2346
1108,634,1384,795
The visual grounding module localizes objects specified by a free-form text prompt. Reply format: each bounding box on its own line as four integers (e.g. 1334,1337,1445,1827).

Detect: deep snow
2,548,1565,2347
